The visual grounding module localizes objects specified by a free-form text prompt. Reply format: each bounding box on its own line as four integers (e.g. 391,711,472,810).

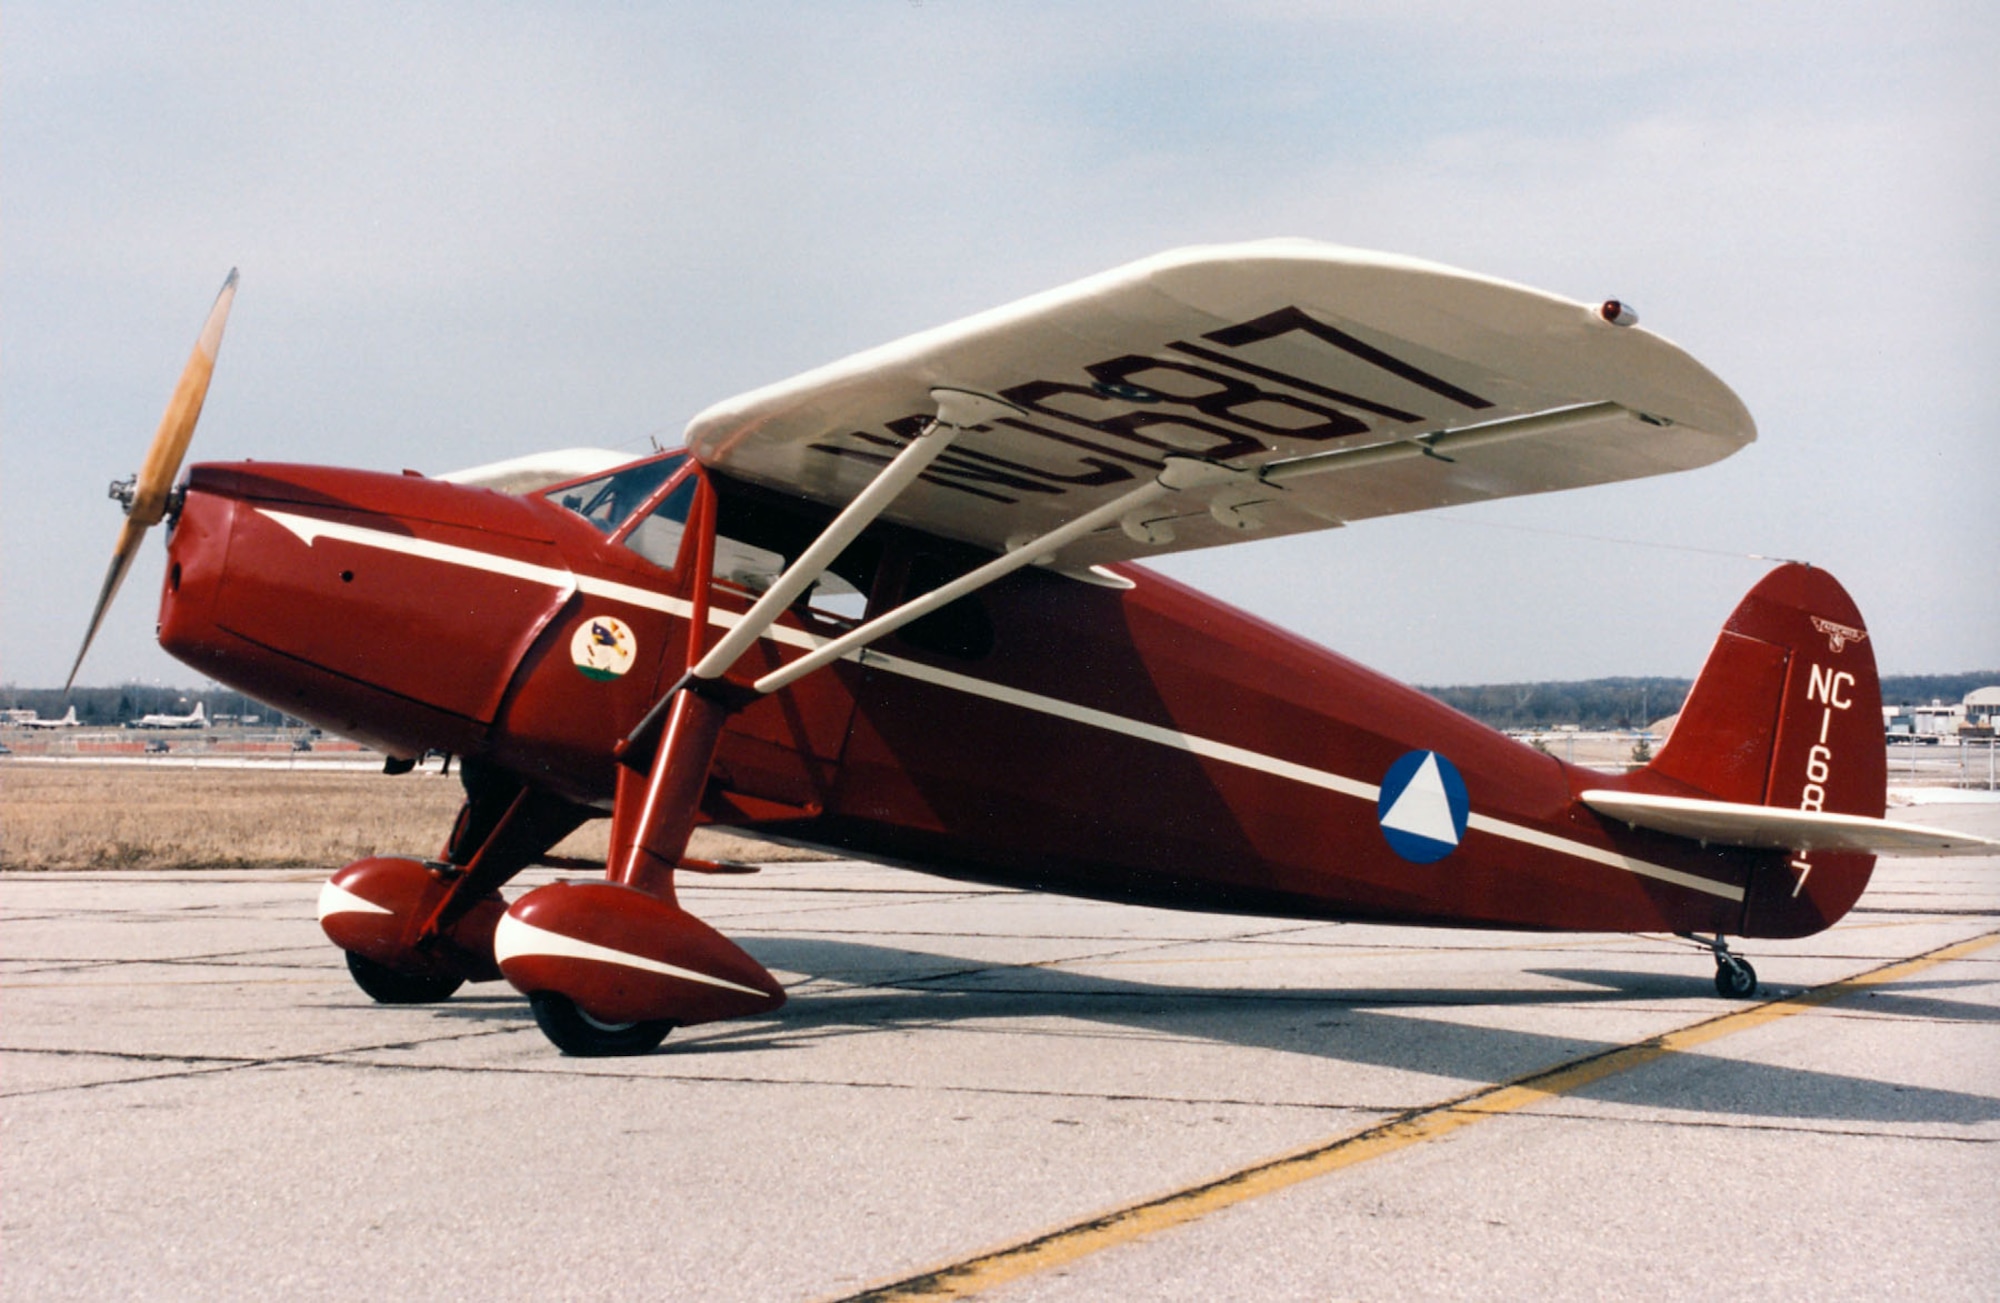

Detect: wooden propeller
65,269,239,691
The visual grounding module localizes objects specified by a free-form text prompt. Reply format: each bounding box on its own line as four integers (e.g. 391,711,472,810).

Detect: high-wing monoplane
74,242,1996,1054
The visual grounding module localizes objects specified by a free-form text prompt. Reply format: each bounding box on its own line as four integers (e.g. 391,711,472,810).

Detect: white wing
683,240,1754,568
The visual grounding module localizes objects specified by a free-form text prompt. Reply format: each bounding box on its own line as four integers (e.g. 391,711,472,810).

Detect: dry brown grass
0,763,826,871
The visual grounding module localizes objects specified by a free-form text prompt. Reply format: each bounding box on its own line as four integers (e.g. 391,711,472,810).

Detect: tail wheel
528,990,673,1057
1714,956,1758,999
344,950,465,1004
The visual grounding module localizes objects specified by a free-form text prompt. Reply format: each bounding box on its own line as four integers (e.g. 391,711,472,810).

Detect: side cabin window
550,463,910,635
802,571,868,623
709,480,878,627
618,475,697,571
711,531,786,597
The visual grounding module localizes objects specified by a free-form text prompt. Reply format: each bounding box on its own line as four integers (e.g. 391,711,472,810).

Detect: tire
528,990,673,1057
1713,957,1758,999
345,950,465,1004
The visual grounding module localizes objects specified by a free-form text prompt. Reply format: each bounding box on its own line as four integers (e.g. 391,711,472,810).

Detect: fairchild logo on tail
1809,616,1867,654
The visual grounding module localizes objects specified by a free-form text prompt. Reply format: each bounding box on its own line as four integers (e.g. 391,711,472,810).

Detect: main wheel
527,990,673,1057
1714,957,1758,999
345,950,465,1004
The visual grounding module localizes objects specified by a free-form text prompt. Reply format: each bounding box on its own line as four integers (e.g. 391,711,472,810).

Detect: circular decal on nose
1377,749,1470,864
570,615,637,681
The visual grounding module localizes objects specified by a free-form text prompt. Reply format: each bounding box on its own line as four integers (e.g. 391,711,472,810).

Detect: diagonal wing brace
750,461,1201,695
686,386,1020,684
604,387,1020,889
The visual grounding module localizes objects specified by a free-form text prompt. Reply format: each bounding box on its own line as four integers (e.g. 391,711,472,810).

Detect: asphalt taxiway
4,801,1996,1301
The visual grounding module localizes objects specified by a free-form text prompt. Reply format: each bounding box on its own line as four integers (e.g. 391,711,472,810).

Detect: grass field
0,763,824,871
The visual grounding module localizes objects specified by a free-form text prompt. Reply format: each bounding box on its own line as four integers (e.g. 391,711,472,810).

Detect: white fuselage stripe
857,649,1380,802
257,508,1742,902
858,651,1739,901
1464,813,1741,899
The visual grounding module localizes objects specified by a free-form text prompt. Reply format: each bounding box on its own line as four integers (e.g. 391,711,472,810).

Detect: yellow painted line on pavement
831,929,2000,1302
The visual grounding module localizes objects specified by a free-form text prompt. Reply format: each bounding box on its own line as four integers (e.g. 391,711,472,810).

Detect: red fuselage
158,456,1848,942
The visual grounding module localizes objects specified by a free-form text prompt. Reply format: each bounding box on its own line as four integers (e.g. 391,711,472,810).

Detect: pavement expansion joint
1487,1106,2000,1145
297,1049,1394,1114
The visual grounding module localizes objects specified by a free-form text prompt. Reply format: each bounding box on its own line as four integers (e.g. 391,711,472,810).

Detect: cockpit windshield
543,454,687,535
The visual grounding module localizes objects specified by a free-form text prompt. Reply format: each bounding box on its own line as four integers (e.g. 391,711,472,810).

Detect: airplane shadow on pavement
424,934,2000,1129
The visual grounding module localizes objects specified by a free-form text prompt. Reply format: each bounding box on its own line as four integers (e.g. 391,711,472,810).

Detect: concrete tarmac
4,802,1996,1301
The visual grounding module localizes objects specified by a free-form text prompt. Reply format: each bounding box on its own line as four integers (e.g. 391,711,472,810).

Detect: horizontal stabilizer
1581,790,2000,857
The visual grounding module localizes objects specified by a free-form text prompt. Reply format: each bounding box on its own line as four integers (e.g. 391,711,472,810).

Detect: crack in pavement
0,1028,520,1099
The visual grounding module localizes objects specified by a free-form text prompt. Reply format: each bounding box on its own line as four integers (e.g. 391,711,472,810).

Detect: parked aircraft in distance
133,701,208,729
16,706,81,729
70,244,1999,1056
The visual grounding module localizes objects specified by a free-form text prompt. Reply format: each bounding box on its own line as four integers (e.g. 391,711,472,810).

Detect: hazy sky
5,3,1994,692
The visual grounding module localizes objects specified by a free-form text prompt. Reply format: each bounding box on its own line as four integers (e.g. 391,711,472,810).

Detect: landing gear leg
419,759,592,942
1680,932,1758,998
496,682,786,1055
320,762,593,1006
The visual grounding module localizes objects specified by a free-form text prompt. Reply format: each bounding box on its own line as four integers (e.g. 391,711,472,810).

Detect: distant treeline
1420,677,1691,731
1420,670,1998,732
5,669,1995,732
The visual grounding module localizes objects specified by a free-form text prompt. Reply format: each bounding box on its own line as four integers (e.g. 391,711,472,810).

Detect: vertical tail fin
1650,564,1884,816
1641,563,1885,935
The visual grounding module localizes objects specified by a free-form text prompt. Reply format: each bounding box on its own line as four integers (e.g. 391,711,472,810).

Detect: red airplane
73,242,1994,1055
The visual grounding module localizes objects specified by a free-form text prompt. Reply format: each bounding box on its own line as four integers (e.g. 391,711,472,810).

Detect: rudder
1643,564,1885,936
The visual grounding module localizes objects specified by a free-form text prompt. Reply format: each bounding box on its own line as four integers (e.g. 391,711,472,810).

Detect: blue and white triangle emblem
1377,750,1470,864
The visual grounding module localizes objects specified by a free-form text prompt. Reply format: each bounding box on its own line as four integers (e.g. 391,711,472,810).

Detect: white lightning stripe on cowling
260,509,583,603
316,878,393,922
258,508,847,629
492,913,769,998
256,508,1741,903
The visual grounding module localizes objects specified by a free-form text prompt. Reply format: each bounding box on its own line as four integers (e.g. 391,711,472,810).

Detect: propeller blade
127,268,239,527
64,518,148,693
63,269,239,692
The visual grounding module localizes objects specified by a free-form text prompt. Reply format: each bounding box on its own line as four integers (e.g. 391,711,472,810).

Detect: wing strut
604,387,1020,890
750,456,1247,695
687,387,1013,684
